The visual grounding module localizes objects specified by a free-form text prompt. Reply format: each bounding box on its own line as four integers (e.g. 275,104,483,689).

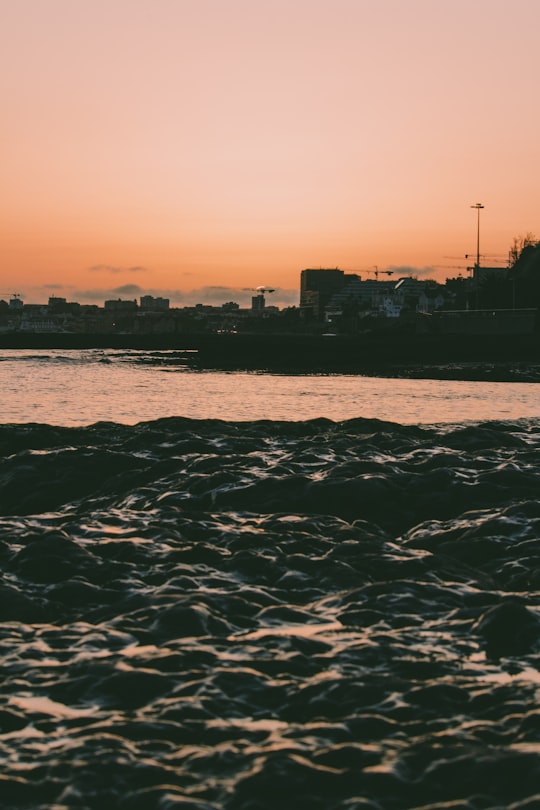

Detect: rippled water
1,351,539,809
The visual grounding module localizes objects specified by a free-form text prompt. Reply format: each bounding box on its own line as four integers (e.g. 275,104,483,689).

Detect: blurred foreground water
0,351,539,809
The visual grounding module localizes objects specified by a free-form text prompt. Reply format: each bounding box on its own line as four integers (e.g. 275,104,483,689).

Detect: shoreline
1,331,540,381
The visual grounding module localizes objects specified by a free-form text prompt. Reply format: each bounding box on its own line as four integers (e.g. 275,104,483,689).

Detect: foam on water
1,415,539,809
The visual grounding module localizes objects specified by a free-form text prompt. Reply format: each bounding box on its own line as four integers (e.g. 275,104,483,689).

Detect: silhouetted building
393,278,445,313
104,299,138,312
472,266,507,286
7,296,23,311
140,295,170,311
327,277,393,308
47,297,81,316
300,269,346,319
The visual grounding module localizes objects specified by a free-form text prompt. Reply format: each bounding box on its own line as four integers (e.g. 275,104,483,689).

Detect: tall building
251,294,265,311
300,268,346,319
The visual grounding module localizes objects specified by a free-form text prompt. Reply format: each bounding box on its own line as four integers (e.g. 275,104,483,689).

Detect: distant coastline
2,331,540,382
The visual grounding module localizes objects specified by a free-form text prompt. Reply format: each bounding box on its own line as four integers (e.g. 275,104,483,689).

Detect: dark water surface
1,416,539,809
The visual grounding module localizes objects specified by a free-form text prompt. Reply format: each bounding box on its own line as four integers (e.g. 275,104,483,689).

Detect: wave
1,417,539,809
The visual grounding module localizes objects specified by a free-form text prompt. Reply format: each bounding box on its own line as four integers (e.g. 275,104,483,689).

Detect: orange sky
2,0,539,308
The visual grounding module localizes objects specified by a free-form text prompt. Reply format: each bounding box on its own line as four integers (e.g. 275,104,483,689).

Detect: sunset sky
2,0,539,308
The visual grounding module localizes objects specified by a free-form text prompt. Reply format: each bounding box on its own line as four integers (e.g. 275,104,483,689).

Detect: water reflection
2,349,540,425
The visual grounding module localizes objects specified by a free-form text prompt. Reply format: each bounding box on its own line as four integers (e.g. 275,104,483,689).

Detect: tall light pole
470,203,484,310
471,202,484,269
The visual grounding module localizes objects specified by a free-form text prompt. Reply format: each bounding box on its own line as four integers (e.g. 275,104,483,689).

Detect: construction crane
343,267,394,280
365,267,393,280
444,255,508,265
0,292,23,305
243,286,276,310
465,254,508,264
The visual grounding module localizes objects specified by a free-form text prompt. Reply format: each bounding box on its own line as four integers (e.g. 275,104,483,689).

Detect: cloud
75,288,136,302
191,285,246,300
88,264,148,274
76,284,146,302
388,265,438,279
76,287,141,302
113,284,143,296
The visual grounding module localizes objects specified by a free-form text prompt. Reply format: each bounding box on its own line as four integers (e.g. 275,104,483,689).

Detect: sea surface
1,349,539,809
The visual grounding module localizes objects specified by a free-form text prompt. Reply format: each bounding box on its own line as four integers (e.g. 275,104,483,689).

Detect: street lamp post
470,203,484,310
471,203,484,270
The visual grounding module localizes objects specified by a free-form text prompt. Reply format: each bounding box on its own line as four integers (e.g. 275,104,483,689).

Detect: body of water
3,348,540,425
1,349,539,809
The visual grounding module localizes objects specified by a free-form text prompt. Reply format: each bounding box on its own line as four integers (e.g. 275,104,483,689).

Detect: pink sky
2,0,539,308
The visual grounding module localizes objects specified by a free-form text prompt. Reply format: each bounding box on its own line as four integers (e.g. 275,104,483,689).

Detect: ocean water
1,349,539,810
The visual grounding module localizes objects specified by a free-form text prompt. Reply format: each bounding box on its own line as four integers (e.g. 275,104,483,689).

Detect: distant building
379,297,402,318
327,277,394,309
19,304,58,332
7,296,23,311
300,269,347,319
251,294,265,311
140,295,170,311
104,299,138,312
19,317,58,333
394,278,445,313
473,266,508,286
47,297,81,316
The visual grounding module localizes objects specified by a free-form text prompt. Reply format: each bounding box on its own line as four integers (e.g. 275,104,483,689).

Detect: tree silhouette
508,235,540,309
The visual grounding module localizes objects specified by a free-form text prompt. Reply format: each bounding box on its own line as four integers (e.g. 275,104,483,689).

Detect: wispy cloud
112,284,143,296
88,265,148,274
388,265,438,279
76,285,142,302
